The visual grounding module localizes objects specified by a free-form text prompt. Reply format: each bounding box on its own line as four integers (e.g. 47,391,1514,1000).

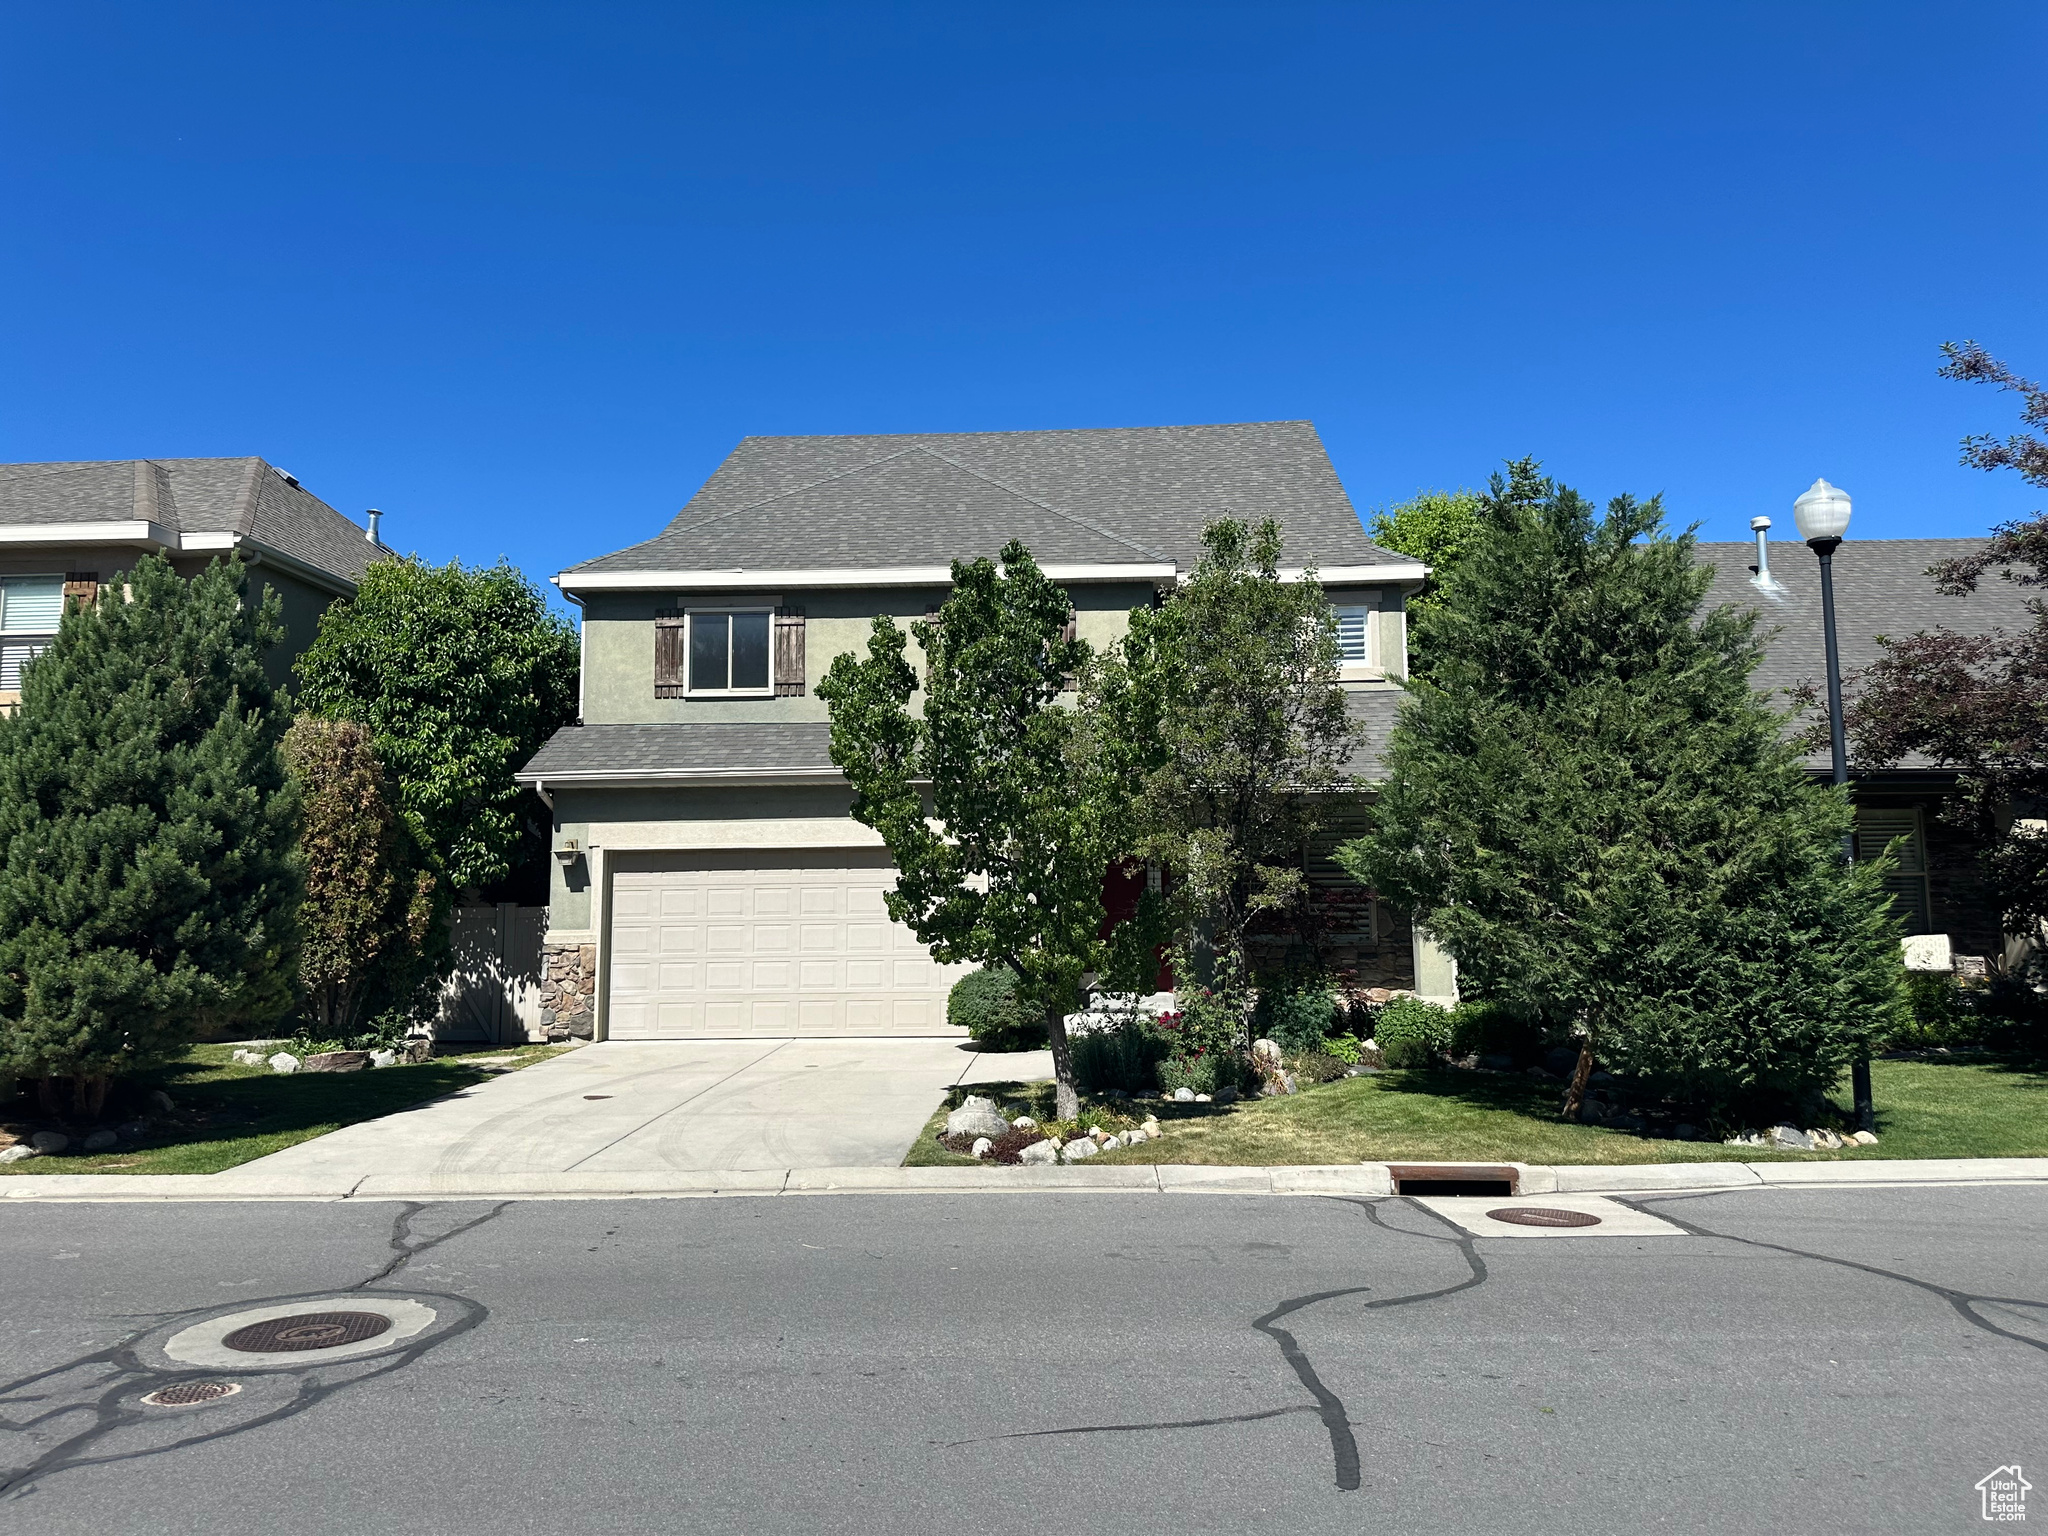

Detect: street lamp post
1793,476,1875,1133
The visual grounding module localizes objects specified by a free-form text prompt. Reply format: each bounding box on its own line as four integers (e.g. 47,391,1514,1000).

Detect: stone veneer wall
538,941,599,1039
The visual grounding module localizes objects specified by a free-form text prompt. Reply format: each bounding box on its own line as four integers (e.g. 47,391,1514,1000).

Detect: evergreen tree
0,555,301,1115
1341,461,1904,1120
284,717,440,1040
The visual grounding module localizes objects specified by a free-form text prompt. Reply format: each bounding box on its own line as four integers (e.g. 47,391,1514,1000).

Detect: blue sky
4,2,2043,600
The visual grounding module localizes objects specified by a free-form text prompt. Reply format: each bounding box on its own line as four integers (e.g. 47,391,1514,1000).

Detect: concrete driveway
235,1038,1054,1180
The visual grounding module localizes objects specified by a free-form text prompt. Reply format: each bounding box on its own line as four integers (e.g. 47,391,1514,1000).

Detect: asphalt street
3,1185,2043,1534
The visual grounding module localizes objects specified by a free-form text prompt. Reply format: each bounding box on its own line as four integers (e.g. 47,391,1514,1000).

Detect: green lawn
0,1041,572,1176
904,1056,2048,1168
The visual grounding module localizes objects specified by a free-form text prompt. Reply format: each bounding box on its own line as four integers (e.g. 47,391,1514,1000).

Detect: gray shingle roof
570,421,1407,575
518,723,838,782
0,456,381,585
1699,537,2034,769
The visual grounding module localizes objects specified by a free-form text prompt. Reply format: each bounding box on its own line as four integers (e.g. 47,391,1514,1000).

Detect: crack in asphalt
0,1201,509,1499
945,1195,1490,1493
1618,1194,2048,1356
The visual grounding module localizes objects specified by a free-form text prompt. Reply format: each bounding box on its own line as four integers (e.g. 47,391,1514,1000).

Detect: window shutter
654,610,685,698
774,607,806,696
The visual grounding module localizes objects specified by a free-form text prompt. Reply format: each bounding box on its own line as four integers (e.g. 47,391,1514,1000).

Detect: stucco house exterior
0,456,385,704
517,422,1431,1041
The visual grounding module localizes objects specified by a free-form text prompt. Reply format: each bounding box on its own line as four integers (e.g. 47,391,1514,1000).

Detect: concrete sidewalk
6,1155,2047,1203
166,1037,1055,1187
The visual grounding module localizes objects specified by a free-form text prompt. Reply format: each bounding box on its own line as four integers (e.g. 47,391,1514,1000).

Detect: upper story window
656,605,806,699
0,575,64,692
1332,603,1375,674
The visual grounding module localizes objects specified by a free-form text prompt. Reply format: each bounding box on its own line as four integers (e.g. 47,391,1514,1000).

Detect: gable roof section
569,421,1407,577
1698,536,2036,770
0,456,380,588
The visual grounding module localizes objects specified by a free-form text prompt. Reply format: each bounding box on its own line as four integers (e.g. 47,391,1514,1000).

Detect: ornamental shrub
1157,1048,1259,1097
1375,998,1454,1068
947,966,1046,1050
1449,999,1547,1062
1253,977,1337,1052
1071,1019,1171,1093
1320,1033,1363,1065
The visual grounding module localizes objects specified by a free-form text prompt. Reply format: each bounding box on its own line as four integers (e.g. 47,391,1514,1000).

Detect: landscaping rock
1061,1138,1099,1162
1125,1128,1148,1144
1087,1125,1106,1138
1810,1129,1842,1150
0,1145,36,1162
301,1050,370,1074
1851,1130,1880,1146
946,1096,1012,1139
969,1137,993,1160
1011,1116,1037,1131
1767,1125,1812,1150
268,1053,301,1074
117,1120,149,1139
148,1090,175,1113
1214,1086,1240,1106
1193,1094,1211,1104
1578,1098,1609,1123
81,1129,118,1152
1251,1039,1283,1065
1673,1123,1698,1141
368,1050,398,1069
1018,1139,1059,1166
1282,1073,1299,1094
30,1131,69,1154
1172,1087,1195,1102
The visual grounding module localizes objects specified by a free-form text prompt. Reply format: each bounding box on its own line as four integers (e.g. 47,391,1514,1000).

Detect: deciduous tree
817,541,1120,1120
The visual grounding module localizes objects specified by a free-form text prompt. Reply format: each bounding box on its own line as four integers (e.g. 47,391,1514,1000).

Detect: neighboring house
518,422,1430,1041
1700,528,2037,968
0,457,385,703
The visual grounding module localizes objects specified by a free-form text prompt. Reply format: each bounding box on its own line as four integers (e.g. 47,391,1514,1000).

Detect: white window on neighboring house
1855,806,1932,936
1333,604,1374,674
0,575,64,692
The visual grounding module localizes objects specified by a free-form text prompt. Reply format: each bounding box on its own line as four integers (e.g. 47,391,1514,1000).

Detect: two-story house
518,421,1432,1042
0,456,385,703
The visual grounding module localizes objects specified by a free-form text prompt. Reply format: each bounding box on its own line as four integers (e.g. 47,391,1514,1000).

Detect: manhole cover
1487,1206,1602,1228
221,1311,395,1353
143,1380,242,1407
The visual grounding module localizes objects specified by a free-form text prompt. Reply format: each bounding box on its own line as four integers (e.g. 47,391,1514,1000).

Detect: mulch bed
938,1126,1044,1165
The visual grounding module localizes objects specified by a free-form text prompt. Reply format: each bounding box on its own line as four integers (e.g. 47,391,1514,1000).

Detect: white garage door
605,850,968,1038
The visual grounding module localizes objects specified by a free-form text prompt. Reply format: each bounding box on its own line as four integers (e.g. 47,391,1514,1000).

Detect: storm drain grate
222,1311,394,1353
143,1380,242,1407
1487,1207,1602,1228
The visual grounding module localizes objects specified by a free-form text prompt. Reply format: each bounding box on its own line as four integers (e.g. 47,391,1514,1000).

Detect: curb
4,1156,2047,1203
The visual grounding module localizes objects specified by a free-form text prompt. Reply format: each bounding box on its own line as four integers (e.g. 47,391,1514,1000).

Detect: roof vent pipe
1748,515,1788,599
366,509,383,546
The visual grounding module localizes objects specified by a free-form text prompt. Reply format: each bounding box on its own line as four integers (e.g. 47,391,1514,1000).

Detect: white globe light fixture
1792,477,1852,545
1795,473,1873,1132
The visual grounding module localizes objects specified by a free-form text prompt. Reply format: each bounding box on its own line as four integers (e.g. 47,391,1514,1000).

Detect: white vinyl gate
606,850,966,1038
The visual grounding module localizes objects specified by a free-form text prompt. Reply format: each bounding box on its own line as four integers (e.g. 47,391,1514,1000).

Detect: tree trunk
1561,1040,1596,1121
1045,1005,1080,1122
37,1077,62,1118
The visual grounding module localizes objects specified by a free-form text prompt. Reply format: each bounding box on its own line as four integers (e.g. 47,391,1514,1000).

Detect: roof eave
555,559,1429,593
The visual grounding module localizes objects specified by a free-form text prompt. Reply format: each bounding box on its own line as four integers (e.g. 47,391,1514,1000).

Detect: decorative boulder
1062,1138,1099,1162
1214,1086,1240,1106
1018,1139,1060,1166
1767,1124,1812,1150
148,1090,175,1113
0,1144,36,1162
1251,1039,1283,1066
82,1129,118,1152
1850,1130,1880,1146
969,1137,994,1160
945,1095,1012,1139
268,1053,301,1074
1011,1115,1037,1130
30,1131,69,1154
368,1050,398,1069
1900,932,1954,973
301,1050,370,1073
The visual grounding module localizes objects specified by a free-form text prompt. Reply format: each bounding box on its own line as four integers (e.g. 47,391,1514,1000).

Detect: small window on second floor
1333,605,1372,668
687,610,772,694
0,574,64,692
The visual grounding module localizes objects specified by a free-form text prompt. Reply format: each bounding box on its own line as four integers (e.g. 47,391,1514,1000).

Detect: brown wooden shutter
773,607,806,696
654,610,685,698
